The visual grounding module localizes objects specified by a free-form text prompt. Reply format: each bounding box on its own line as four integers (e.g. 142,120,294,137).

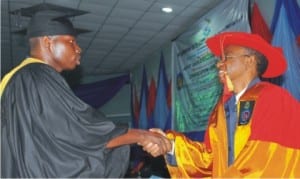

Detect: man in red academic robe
145,32,300,178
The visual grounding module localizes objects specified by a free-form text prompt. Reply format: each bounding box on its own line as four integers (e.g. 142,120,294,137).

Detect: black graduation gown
1,63,130,178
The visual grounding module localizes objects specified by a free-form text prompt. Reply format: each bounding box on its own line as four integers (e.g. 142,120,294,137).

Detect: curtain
72,74,130,108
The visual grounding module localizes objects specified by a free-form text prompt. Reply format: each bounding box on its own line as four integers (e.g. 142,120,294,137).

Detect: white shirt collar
235,87,247,104
235,78,261,104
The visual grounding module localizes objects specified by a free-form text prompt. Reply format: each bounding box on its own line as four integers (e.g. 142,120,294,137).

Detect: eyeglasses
220,54,251,61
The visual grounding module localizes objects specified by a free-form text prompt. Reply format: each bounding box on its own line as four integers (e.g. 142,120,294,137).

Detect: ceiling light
162,7,173,13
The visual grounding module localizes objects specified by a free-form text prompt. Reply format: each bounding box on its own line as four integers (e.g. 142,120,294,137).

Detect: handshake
137,128,172,157
106,128,172,156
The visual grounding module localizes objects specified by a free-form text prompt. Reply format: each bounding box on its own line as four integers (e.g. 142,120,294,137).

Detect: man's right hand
137,128,171,157
106,128,171,157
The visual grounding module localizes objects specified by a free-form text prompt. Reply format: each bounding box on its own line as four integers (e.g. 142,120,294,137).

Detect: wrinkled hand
137,129,171,157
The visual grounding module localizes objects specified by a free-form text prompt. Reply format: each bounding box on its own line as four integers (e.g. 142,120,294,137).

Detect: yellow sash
0,58,45,97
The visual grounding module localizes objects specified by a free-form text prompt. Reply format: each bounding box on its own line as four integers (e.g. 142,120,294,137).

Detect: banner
147,77,156,128
138,66,148,129
131,83,139,128
271,0,300,100
251,2,272,43
172,0,250,132
153,52,169,129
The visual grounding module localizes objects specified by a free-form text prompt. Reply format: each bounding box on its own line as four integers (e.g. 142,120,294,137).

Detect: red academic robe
166,82,300,178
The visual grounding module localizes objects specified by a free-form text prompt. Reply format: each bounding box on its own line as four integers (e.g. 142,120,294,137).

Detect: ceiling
1,0,222,82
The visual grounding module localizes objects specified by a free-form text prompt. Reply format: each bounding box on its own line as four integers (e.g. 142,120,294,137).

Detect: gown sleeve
165,130,213,178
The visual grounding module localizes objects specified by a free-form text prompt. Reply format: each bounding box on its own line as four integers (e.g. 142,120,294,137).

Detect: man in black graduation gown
0,6,171,178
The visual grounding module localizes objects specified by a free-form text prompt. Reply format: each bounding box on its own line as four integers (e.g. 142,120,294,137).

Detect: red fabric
297,35,300,46
147,77,156,118
206,32,287,78
204,82,300,151
250,82,300,149
251,2,273,43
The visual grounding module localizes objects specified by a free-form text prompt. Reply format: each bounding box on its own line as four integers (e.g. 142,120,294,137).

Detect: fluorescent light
162,7,173,13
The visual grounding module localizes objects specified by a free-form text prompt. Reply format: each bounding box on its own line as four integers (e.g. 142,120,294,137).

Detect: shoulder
259,81,293,95
9,62,54,78
14,63,65,85
3,63,69,97
18,63,58,77
256,81,299,104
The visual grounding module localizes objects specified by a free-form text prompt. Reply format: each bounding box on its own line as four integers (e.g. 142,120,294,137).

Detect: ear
250,55,257,66
41,36,52,50
245,55,259,75
245,55,256,66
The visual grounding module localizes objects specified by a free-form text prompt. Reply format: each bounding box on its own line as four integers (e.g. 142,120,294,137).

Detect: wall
100,84,131,125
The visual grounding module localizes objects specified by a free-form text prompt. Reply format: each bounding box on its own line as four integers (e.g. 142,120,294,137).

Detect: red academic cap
206,31,287,78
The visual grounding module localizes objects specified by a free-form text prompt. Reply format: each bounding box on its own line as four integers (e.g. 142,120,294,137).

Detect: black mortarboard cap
10,3,90,38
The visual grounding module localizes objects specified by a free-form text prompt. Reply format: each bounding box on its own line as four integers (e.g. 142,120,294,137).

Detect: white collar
235,87,247,104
